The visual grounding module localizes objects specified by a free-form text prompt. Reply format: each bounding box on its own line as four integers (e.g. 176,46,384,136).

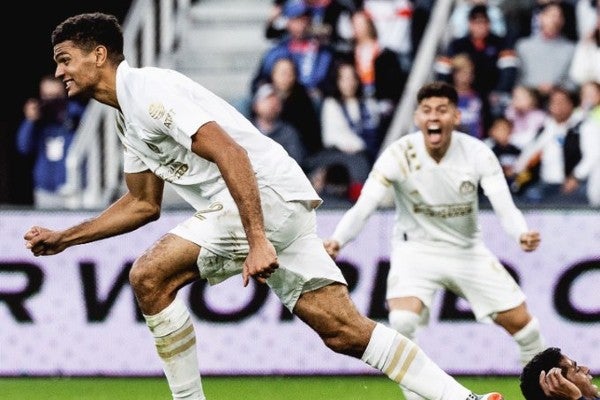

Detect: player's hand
323,239,340,260
539,368,582,400
24,226,67,256
519,231,540,252
242,239,279,287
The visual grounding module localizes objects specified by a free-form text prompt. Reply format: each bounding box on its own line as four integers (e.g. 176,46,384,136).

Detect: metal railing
63,0,192,209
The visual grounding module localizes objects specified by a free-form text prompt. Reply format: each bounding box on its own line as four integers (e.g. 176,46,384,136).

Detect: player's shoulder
454,131,492,151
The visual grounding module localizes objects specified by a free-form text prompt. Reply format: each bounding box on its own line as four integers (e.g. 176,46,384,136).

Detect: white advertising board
0,209,598,376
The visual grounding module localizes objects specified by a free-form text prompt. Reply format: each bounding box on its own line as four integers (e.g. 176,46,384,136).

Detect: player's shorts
169,186,346,312
386,240,526,323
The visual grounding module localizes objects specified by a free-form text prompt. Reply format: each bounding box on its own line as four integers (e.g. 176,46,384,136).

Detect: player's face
53,40,101,100
559,356,599,398
414,96,460,160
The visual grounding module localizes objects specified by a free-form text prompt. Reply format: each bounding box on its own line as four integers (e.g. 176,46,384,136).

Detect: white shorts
387,241,526,323
169,186,346,311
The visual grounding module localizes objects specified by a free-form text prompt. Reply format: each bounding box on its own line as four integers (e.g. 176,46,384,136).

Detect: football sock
512,317,545,365
144,298,205,400
389,310,426,400
389,309,420,340
361,323,471,400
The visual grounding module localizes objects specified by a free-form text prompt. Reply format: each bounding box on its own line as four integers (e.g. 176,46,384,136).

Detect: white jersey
332,131,528,249
114,61,320,210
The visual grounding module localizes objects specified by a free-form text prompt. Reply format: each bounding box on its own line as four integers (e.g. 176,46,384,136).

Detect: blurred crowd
14,0,600,209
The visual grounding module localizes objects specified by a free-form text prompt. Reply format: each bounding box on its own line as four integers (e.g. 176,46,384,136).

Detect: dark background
1,1,132,206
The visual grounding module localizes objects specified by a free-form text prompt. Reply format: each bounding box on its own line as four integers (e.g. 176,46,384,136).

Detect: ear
454,107,462,126
94,45,108,66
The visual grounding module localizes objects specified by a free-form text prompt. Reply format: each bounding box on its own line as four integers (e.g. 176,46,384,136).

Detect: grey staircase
174,0,272,104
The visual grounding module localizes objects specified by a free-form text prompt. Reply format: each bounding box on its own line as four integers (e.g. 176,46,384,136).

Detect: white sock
144,298,205,400
389,309,421,341
389,310,426,400
361,323,471,400
513,317,545,365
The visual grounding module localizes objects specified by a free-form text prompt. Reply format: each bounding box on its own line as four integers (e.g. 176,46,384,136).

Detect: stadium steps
174,0,272,103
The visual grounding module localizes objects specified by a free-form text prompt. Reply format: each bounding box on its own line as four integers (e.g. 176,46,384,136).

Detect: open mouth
427,126,442,135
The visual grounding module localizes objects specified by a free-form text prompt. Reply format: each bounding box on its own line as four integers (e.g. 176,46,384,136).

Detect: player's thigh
131,233,201,290
386,243,441,309
452,246,526,321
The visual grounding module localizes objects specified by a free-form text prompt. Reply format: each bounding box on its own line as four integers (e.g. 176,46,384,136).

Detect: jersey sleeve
478,144,528,244
331,145,402,247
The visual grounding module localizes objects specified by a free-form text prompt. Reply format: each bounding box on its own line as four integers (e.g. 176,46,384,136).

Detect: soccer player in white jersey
325,81,545,400
25,13,503,400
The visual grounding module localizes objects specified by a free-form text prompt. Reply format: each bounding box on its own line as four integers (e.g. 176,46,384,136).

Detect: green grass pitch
1,375,524,400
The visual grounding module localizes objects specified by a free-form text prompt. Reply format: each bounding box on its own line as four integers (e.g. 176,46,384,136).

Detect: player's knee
321,321,372,358
388,309,420,340
129,258,160,298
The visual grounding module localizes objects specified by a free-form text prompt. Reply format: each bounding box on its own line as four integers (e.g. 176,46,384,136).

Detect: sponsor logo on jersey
413,202,473,218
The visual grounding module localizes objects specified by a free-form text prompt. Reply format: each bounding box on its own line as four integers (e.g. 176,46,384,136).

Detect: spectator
251,83,307,165
16,75,85,209
362,0,414,72
311,162,354,208
449,0,507,40
451,53,485,139
265,0,356,60
515,1,577,99
270,57,324,158
435,4,518,130
486,116,522,186
252,0,336,105
514,86,600,205
350,9,406,135
569,16,600,86
520,347,600,400
505,84,546,150
306,62,378,199
575,0,598,40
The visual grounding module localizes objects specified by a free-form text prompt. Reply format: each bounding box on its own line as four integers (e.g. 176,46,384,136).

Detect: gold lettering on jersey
193,202,224,220
156,159,189,182
413,202,473,218
163,109,174,129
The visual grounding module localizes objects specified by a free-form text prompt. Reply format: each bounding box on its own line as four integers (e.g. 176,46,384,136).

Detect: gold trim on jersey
413,202,473,218
371,170,392,187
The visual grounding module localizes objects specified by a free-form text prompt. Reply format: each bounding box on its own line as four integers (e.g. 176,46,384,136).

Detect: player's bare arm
190,121,278,286
24,170,164,256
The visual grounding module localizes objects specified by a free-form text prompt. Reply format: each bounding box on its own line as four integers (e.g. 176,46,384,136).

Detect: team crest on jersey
149,103,174,129
459,180,476,194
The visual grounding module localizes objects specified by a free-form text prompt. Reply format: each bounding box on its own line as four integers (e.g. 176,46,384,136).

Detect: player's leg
452,246,545,367
493,302,545,365
293,283,488,400
129,233,204,400
388,297,427,400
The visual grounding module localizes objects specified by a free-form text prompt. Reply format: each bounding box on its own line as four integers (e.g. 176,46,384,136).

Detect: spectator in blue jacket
16,75,85,208
252,0,335,106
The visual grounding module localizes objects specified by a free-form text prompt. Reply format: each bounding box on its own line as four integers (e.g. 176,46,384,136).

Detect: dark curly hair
520,347,563,400
417,81,458,105
52,12,125,65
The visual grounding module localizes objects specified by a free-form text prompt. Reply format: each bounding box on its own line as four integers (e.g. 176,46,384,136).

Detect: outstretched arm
190,121,278,287
481,170,540,252
324,172,390,259
24,170,164,256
